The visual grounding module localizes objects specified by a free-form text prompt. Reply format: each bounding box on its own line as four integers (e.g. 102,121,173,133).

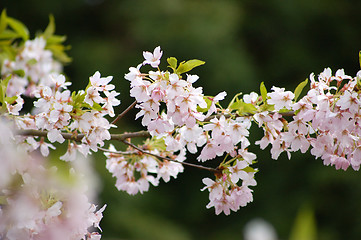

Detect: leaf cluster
167,57,205,75
0,9,71,70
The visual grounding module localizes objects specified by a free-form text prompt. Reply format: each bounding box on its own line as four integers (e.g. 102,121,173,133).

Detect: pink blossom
143,46,163,68
267,86,294,111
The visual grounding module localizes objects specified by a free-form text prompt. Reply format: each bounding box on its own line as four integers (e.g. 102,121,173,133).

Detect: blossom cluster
2,11,361,233
105,143,185,195
201,157,257,215
10,70,120,160
119,46,259,215
1,37,62,97
0,34,120,237
253,68,361,171
0,120,105,240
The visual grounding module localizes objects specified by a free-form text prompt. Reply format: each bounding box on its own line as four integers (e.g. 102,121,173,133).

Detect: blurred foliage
2,0,361,239
289,204,317,240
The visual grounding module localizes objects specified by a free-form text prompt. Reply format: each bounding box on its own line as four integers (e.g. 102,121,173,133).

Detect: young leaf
6,17,29,41
294,78,308,102
0,9,7,34
289,204,317,240
176,59,205,75
46,35,67,45
229,97,241,110
90,102,103,111
71,91,86,107
12,69,25,77
242,166,258,173
43,14,55,39
236,100,258,115
227,92,242,110
46,44,72,63
197,96,212,112
5,95,17,104
0,39,12,46
167,57,177,70
0,75,12,105
260,82,267,103
0,29,19,40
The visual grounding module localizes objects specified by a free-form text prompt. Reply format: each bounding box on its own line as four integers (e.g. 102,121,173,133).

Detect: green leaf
43,14,55,39
294,78,308,102
234,100,257,115
84,80,92,92
176,59,205,75
227,92,242,110
0,39,12,46
71,90,86,106
145,136,167,152
0,45,17,61
90,102,103,111
46,35,66,44
0,9,7,34
229,98,241,110
242,166,257,173
5,95,17,104
197,96,212,113
6,16,29,41
289,204,317,240
27,58,38,66
0,29,19,39
46,44,72,63
12,69,25,77
167,57,177,71
0,75,12,105
260,82,267,103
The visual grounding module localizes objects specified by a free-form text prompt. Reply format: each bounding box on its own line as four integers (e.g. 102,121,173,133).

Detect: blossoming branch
1,10,361,239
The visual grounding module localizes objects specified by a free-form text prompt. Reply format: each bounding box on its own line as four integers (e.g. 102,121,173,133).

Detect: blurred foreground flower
0,119,105,240
243,218,278,240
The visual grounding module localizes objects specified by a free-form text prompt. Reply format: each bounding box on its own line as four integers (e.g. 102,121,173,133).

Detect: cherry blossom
1,37,62,97
2,15,361,229
143,46,163,68
267,86,295,111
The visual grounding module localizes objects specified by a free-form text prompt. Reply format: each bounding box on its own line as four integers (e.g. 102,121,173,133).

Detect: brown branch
17,129,219,173
111,100,137,125
120,139,221,174
17,129,151,142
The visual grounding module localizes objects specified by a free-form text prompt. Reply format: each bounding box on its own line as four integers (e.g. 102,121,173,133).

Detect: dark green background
2,0,361,239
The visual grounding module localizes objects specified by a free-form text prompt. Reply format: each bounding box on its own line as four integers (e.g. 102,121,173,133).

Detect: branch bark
18,129,151,142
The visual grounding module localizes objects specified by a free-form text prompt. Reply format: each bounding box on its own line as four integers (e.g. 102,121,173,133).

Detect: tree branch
120,139,221,174
17,129,219,173
204,111,295,122
18,129,151,142
111,100,137,125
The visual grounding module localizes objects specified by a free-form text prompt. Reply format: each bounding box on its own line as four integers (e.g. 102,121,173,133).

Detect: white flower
267,86,294,111
47,129,65,143
143,46,163,68
243,92,259,104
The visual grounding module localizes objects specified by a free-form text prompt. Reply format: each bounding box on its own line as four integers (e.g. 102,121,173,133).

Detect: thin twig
120,139,221,173
98,147,136,155
111,100,137,125
204,111,295,122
